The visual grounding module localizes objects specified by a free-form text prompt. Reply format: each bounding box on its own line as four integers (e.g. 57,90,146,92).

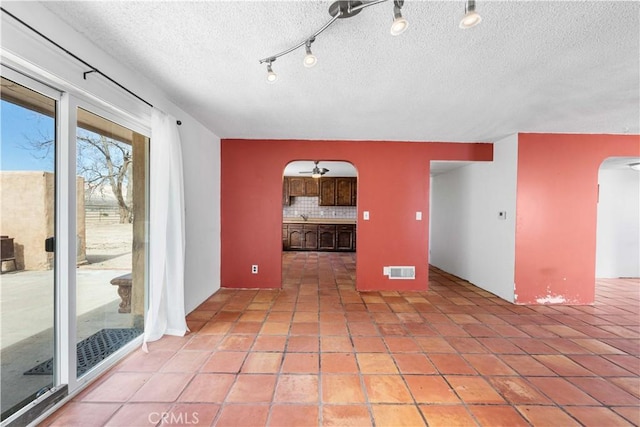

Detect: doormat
24,328,143,376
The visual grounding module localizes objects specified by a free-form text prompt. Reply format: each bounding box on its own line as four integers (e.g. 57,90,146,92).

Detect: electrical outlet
498,211,507,220
251,265,258,274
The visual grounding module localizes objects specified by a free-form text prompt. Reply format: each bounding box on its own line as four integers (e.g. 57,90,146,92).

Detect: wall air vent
383,266,416,279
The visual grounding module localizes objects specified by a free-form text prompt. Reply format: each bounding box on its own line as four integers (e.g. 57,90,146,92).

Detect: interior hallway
44,252,639,426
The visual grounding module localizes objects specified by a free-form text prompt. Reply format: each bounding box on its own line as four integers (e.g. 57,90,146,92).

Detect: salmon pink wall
514,133,640,304
221,139,492,291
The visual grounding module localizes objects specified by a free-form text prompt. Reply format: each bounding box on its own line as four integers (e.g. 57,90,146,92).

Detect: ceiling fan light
311,172,322,178
459,10,481,29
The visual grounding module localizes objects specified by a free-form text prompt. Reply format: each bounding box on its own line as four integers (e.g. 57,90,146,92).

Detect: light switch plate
416,211,422,220
363,211,370,220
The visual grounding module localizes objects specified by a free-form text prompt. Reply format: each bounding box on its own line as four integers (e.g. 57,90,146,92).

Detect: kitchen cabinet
304,178,319,196
318,225,336,250
303,225,318,250
319,178,336,206
282,224,289,249
336,178,354,206
283,223,355,252
287,224,304,249
282,177,290,206
288,177,305,196
336,225,355,251
289,177,319,197
319,177,357,206
284,224,319,250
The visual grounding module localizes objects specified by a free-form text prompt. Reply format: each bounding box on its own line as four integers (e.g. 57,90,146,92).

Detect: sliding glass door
0,67,149,423
0,75,58,420
74,107,147,379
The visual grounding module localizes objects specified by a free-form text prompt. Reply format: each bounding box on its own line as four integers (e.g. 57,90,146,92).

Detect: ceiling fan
299,161,330,178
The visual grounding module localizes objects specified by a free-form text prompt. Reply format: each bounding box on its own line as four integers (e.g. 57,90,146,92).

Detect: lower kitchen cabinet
318,225,336,250
287,225,304,250
336,225,355,251
303,225,318,250
283,223,355,252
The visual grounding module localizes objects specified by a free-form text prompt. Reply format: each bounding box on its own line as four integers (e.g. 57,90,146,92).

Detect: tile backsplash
283,196,357,219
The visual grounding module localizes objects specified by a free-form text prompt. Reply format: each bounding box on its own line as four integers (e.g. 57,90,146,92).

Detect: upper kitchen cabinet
320,177,357,206
282,177,290,206
336,177,355,206
304,178,319,196
319,177,336,206
288,176,304,196
289,177,318,197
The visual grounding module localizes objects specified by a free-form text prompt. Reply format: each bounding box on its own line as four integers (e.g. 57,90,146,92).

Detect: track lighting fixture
266,60,277,83
460,0,482,29
390,0,408,36
303,39,317,68
260,0,481,82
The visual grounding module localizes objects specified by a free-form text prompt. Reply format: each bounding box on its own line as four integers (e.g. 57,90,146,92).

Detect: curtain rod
1,7,182,126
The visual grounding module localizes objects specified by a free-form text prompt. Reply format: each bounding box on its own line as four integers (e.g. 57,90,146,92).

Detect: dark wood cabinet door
288,225,304,249
351,178,357,206
289,177,305,196
282,177,290,206
282,224,288,250
336,225,354,251
318,225,336,250
303,226,318,250
319,178,336,206
304,178,319,196
336,178,353,206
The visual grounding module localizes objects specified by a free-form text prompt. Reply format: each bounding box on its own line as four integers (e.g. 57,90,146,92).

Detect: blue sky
1,100,55,172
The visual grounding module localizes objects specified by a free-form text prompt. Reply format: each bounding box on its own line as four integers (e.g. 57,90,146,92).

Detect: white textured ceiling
40,1,639,142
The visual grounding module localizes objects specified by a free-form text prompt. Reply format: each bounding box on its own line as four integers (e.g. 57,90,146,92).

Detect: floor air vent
383,266,415,279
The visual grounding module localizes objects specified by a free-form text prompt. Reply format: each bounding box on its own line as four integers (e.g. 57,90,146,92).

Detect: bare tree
22,130,133,223
77,133,133,223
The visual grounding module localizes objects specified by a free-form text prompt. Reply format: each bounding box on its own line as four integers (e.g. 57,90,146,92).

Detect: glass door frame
64,95,151,394
69,98,150,390
1,65,65,425
1,63,151,425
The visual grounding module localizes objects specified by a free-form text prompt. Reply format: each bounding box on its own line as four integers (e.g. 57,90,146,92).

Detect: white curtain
143,108,188,351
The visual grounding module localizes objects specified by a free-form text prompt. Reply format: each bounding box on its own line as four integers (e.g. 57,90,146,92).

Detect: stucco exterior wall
0,171,85,271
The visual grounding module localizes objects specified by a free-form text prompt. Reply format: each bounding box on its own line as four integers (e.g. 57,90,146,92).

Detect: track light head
390,1,408,36
460,0,482,29
266,60,277,83
304,40,317,68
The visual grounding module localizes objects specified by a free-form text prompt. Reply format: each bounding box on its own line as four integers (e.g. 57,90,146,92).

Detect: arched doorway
281,160,358,290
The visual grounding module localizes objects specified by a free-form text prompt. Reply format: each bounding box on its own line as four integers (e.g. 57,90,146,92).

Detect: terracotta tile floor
44,252,639,426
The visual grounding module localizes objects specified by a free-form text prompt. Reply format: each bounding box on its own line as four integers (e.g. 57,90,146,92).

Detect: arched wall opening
282,160,359,290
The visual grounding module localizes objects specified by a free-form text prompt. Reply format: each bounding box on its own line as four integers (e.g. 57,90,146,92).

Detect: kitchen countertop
283,218,357,225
